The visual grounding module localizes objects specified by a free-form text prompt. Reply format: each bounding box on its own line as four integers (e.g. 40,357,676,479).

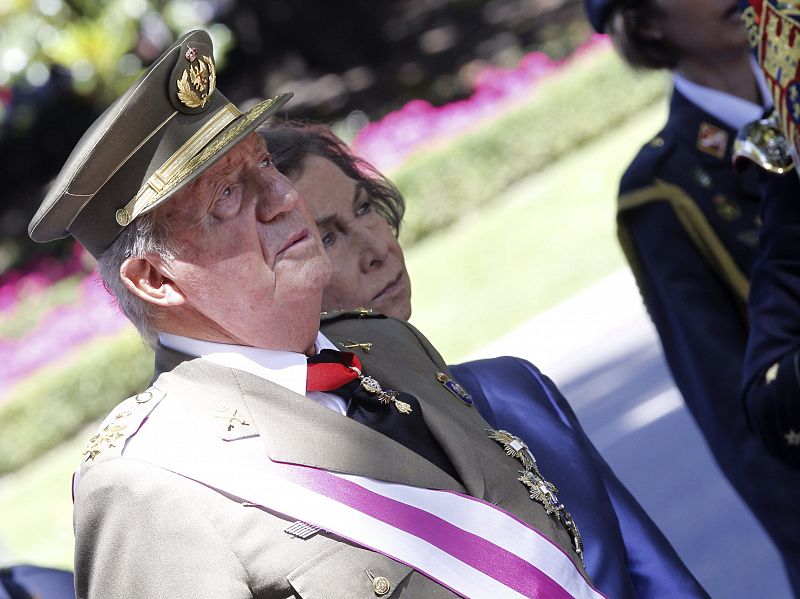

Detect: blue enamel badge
436,372,473,405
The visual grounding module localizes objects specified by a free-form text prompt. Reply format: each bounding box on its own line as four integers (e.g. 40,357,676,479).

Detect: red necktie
305,349,460,481
306,350,361,392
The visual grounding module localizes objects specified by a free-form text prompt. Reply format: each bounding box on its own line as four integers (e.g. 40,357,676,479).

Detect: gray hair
97,210,176,346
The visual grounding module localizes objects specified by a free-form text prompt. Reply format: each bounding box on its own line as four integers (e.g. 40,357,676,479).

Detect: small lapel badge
343,339,373,354
436,372,473,405
712,193,741,221
284,520,321,540
693,167,712,188
697,122,729,159
215,406,250,432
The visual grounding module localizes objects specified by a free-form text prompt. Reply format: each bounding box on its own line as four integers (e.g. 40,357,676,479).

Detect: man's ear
120,256,184,307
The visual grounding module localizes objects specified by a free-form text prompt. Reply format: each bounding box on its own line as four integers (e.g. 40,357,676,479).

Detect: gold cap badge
176,48,216,109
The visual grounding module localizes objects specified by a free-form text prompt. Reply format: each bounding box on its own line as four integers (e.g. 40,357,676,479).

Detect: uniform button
135,391,153,404
650,136,665,148
372,575,391,596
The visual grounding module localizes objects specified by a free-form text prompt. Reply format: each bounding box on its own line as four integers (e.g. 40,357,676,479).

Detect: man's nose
253,170,299,222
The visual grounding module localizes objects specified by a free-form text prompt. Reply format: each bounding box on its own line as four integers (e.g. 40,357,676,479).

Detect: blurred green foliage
0,328,152,475
394,47,668,245
0,0,232,108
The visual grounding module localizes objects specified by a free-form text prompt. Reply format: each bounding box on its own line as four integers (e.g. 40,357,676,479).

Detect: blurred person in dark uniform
261,122,711,599
735,0,800,469
742,169,800,469
584,0,800,592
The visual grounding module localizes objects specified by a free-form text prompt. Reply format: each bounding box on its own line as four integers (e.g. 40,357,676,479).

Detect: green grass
0,424,91,569
406,100,668,362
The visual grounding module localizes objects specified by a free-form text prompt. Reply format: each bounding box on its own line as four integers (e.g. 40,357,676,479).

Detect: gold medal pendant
393,399,413,414
487,428,584,565
355,372,412,414
359,375,382,395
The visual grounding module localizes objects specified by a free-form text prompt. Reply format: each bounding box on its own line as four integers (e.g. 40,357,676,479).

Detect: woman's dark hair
259,121,405,235
607,0,678,71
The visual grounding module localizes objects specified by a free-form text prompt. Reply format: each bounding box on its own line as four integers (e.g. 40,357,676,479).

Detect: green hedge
0,329,151,475
0,47,667,475
394,47,667,244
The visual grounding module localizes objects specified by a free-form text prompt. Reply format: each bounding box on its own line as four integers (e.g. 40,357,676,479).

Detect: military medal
487,428,584,564
487,429,538,473
308,350,411,415
357,373,412,414
436,372,473,405
518,470,561,515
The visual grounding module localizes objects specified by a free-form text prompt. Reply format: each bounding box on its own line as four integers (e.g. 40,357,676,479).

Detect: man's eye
321,231,336,249
355,201,372,216
260,155,273,168
220,186,232,199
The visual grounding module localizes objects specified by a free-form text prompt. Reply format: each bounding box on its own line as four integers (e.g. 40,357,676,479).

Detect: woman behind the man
259,122,709,599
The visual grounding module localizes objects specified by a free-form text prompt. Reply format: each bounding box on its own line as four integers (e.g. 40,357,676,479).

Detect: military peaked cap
29,29,292,257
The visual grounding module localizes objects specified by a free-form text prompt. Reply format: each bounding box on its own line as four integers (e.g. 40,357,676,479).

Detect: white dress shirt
672,57,772,131
159,331,349,415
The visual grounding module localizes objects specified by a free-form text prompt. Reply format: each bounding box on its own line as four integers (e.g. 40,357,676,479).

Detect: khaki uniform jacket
73,313,589,598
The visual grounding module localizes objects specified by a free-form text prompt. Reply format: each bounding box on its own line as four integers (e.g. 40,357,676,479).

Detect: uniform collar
158,331,339,397
672,58,771,132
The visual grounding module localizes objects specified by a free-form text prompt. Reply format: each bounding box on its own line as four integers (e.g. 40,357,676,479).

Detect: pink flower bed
353,34,609,171
1,273,130,397
0,244,87,313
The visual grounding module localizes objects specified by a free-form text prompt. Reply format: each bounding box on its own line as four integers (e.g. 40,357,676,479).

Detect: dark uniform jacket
742,171,800,467
616,88,800,592
72,313,593,598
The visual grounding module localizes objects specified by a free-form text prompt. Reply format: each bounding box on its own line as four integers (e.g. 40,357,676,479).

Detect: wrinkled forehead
156,132,265,222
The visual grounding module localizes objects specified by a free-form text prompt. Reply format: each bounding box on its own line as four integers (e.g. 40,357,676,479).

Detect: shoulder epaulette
619,131,676,195
80,387,166,465
320,308,388,323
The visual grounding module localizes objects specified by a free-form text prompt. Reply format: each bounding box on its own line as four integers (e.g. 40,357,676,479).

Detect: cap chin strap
115,102,242,226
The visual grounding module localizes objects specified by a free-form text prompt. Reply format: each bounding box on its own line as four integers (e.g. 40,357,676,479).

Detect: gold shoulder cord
617,178,750,311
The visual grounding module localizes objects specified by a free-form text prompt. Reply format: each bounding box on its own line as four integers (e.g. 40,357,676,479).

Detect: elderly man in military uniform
29,30,709,598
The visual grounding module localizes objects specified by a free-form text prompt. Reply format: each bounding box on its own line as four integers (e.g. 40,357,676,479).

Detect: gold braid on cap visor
115,103,242,226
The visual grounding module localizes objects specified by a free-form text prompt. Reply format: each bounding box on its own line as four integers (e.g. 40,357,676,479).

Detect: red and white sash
83,397,605,599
